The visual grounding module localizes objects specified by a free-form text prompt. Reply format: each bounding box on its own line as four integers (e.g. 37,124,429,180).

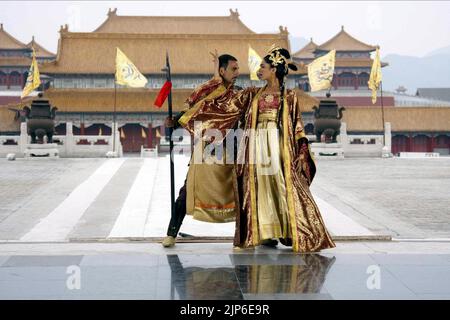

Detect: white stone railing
71,135,112,145
56,134,118,158
0,136,20,145
0,135,21,155
347,135,384,145
341,122,391,157
141,146,158,158
2,121,395,159
310,122,392,158
399,152,440,158
0,121,123,158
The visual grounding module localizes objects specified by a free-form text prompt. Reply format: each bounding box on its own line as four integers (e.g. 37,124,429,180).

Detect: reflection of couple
163,46,335,253
167,254,336,299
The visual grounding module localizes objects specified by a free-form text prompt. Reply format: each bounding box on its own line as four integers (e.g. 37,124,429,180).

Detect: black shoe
261,239,278,247
279,238,292,247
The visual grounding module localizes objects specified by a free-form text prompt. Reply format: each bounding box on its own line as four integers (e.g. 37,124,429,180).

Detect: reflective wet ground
1,252,450,300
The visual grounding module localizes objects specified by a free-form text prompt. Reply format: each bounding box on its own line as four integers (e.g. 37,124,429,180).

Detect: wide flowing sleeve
181,87,256,141
291,90,317,185
185,78,223,109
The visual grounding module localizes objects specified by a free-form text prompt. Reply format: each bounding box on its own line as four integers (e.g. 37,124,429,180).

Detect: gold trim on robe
178,83,335,253
180,78,241,223
193,86,336,252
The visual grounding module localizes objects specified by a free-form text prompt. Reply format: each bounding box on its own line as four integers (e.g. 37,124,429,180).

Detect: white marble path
11,155,379,242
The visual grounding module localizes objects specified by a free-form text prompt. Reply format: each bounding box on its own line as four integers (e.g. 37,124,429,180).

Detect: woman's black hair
263,48,297,129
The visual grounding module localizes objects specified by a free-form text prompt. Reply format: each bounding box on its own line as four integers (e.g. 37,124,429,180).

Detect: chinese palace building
36,8,304,153
0,24,55,96
0,23,55,140
292,26,450,155
1,9,449,155
293,26,393,106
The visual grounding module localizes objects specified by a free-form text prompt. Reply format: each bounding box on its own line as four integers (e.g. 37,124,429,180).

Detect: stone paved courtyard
0,156,449,241
1,156,450,300
311,157,450,238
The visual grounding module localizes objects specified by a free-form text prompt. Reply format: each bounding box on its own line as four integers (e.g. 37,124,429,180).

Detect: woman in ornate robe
181,47,336,253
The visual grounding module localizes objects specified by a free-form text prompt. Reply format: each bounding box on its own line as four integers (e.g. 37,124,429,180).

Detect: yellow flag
120,128,126,139
307,49,336,92
248,45,262,81
141,127,147,139
115,47,148,88
21,48,41,99
155,129,161,138
99,127,103,136
368,47,382,104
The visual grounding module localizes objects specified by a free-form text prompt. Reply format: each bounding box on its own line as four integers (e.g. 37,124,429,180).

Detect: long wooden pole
165,51,175,223
113,80,117,154
380,81,385,146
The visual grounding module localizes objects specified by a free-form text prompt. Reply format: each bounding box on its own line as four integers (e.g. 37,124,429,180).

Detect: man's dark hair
218,54,237,71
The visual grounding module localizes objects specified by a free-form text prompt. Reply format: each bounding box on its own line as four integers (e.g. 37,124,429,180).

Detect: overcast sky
1,1,449,57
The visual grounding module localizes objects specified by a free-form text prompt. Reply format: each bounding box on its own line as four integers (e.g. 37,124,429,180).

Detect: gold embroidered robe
190,85,336,252
178,78,241,223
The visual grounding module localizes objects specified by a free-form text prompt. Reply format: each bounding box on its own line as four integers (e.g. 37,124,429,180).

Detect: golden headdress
266,44,298,73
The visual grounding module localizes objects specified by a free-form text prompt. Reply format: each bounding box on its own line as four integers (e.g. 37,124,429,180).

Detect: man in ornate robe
162,54,241,247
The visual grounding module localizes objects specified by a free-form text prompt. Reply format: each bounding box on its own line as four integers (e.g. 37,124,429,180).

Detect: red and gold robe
178,78,241,223
188,84,336,252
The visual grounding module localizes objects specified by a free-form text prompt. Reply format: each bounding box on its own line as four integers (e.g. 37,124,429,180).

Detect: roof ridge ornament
59,24,69,33
0,23,3,30
108,8,117,17
279,25,288,35
229,8,239,19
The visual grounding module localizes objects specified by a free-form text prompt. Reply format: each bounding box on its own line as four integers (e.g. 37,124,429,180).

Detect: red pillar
354,74,359,90
430,135,436,153
407,134,413,152
20,73,24,88
80,123,85,135
333,74,338,89
148,123,153,148
447,135,450,154
6,73,10,89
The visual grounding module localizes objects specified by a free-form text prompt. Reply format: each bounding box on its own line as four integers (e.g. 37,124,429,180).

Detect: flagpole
113,80,117,155
163,51,176,225
380,81,385,146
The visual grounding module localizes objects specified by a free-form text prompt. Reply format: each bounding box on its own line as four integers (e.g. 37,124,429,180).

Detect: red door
392,135,408,155
120,123,147,153
412,135,429,152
